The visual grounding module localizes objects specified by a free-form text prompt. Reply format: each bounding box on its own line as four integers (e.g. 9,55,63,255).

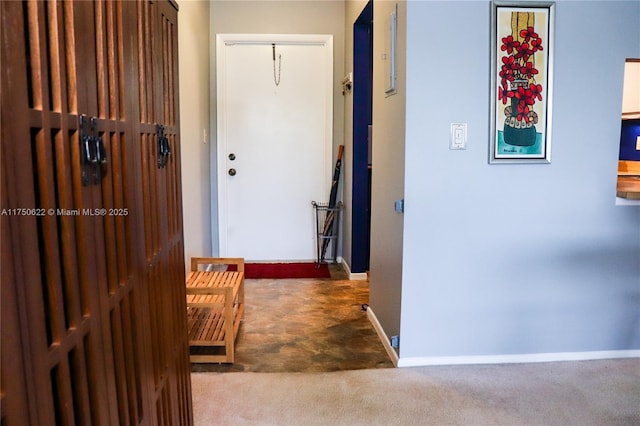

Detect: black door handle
157,125,171,168
79,115,107,186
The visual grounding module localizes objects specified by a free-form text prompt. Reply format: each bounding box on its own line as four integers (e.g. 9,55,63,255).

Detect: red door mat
228,262,331,279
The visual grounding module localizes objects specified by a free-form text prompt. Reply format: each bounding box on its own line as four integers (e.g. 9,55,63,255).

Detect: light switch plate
450,123,467,150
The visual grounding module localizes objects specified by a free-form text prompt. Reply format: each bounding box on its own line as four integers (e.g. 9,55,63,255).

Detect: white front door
216,34,333,261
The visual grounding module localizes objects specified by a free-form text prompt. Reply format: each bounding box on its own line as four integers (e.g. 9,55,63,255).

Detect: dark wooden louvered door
136,1,190,423
76,1,158,423
0,1,192,425
1,1,116,423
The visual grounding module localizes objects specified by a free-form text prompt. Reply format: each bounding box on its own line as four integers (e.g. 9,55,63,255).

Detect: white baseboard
340,258,368,281
364,308,639,367
366,307,399,367
397,350,640,368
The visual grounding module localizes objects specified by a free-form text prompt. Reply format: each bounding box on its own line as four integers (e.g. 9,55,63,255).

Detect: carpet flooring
191,358,640,425
189,265,640,425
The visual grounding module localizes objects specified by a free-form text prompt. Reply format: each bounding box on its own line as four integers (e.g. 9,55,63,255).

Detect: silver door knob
228,168,236,176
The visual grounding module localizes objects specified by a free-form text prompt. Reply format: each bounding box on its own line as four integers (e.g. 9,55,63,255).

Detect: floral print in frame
490,1,555,163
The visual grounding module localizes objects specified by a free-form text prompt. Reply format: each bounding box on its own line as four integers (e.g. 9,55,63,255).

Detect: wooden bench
186,257,245,363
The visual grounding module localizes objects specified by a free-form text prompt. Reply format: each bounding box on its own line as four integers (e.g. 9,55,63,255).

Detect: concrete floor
191,264,394,373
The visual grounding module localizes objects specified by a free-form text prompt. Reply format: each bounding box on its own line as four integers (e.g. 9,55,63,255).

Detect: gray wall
209,1,346,254
179,0,212,265
368,0,407,344
400,0,640,361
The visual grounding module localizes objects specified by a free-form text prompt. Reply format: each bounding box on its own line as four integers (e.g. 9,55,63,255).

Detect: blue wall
400,1,640,361
620,120,640,161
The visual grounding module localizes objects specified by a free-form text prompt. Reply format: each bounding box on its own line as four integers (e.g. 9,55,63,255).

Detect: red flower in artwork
500,35,521,54
514,86,537,123
514,42,534,62
516,102,532,122
498,25,545,122
501,55,520,74
498,85,516,105
530,38,543,52
520,26,538,41
515,86,535,106
529,83,543,101
520,62,539,78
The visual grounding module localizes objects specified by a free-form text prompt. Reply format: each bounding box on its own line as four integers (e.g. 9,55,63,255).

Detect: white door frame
215,33,334,258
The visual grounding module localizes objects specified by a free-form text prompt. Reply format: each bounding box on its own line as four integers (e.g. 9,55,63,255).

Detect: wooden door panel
69,1,124,422
1,142,33,425
159,1,183,249
1,3,55,422
88,1,165,423
1,1,191,424
144,2,190,424
3,1,111,423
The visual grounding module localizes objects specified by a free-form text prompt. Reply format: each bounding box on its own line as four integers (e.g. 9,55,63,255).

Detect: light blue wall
400,1,640,359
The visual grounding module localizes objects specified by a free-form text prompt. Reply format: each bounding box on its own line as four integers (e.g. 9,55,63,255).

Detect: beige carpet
191,358,640,425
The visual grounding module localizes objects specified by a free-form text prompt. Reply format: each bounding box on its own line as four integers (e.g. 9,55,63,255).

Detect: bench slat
186,261,244,363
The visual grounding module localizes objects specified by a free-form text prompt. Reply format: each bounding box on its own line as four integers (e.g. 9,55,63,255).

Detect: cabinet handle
92,117,107,165
79,115,107,186
80,115,93,185
157,124,171,168
90,117,106,184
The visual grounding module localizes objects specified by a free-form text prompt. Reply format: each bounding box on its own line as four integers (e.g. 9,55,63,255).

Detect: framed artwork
490,1,555,163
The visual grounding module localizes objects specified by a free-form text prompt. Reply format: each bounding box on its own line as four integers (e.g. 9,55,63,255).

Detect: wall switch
394,199,404,213
450,123,467,150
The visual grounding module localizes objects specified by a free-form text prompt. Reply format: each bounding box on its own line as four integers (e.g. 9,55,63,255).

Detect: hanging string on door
272,43,281,86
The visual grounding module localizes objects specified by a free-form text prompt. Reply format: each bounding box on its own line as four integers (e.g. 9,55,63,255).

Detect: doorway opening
215,34,333,261
205,30,393,372
351,0,373,273
616,58,640,204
